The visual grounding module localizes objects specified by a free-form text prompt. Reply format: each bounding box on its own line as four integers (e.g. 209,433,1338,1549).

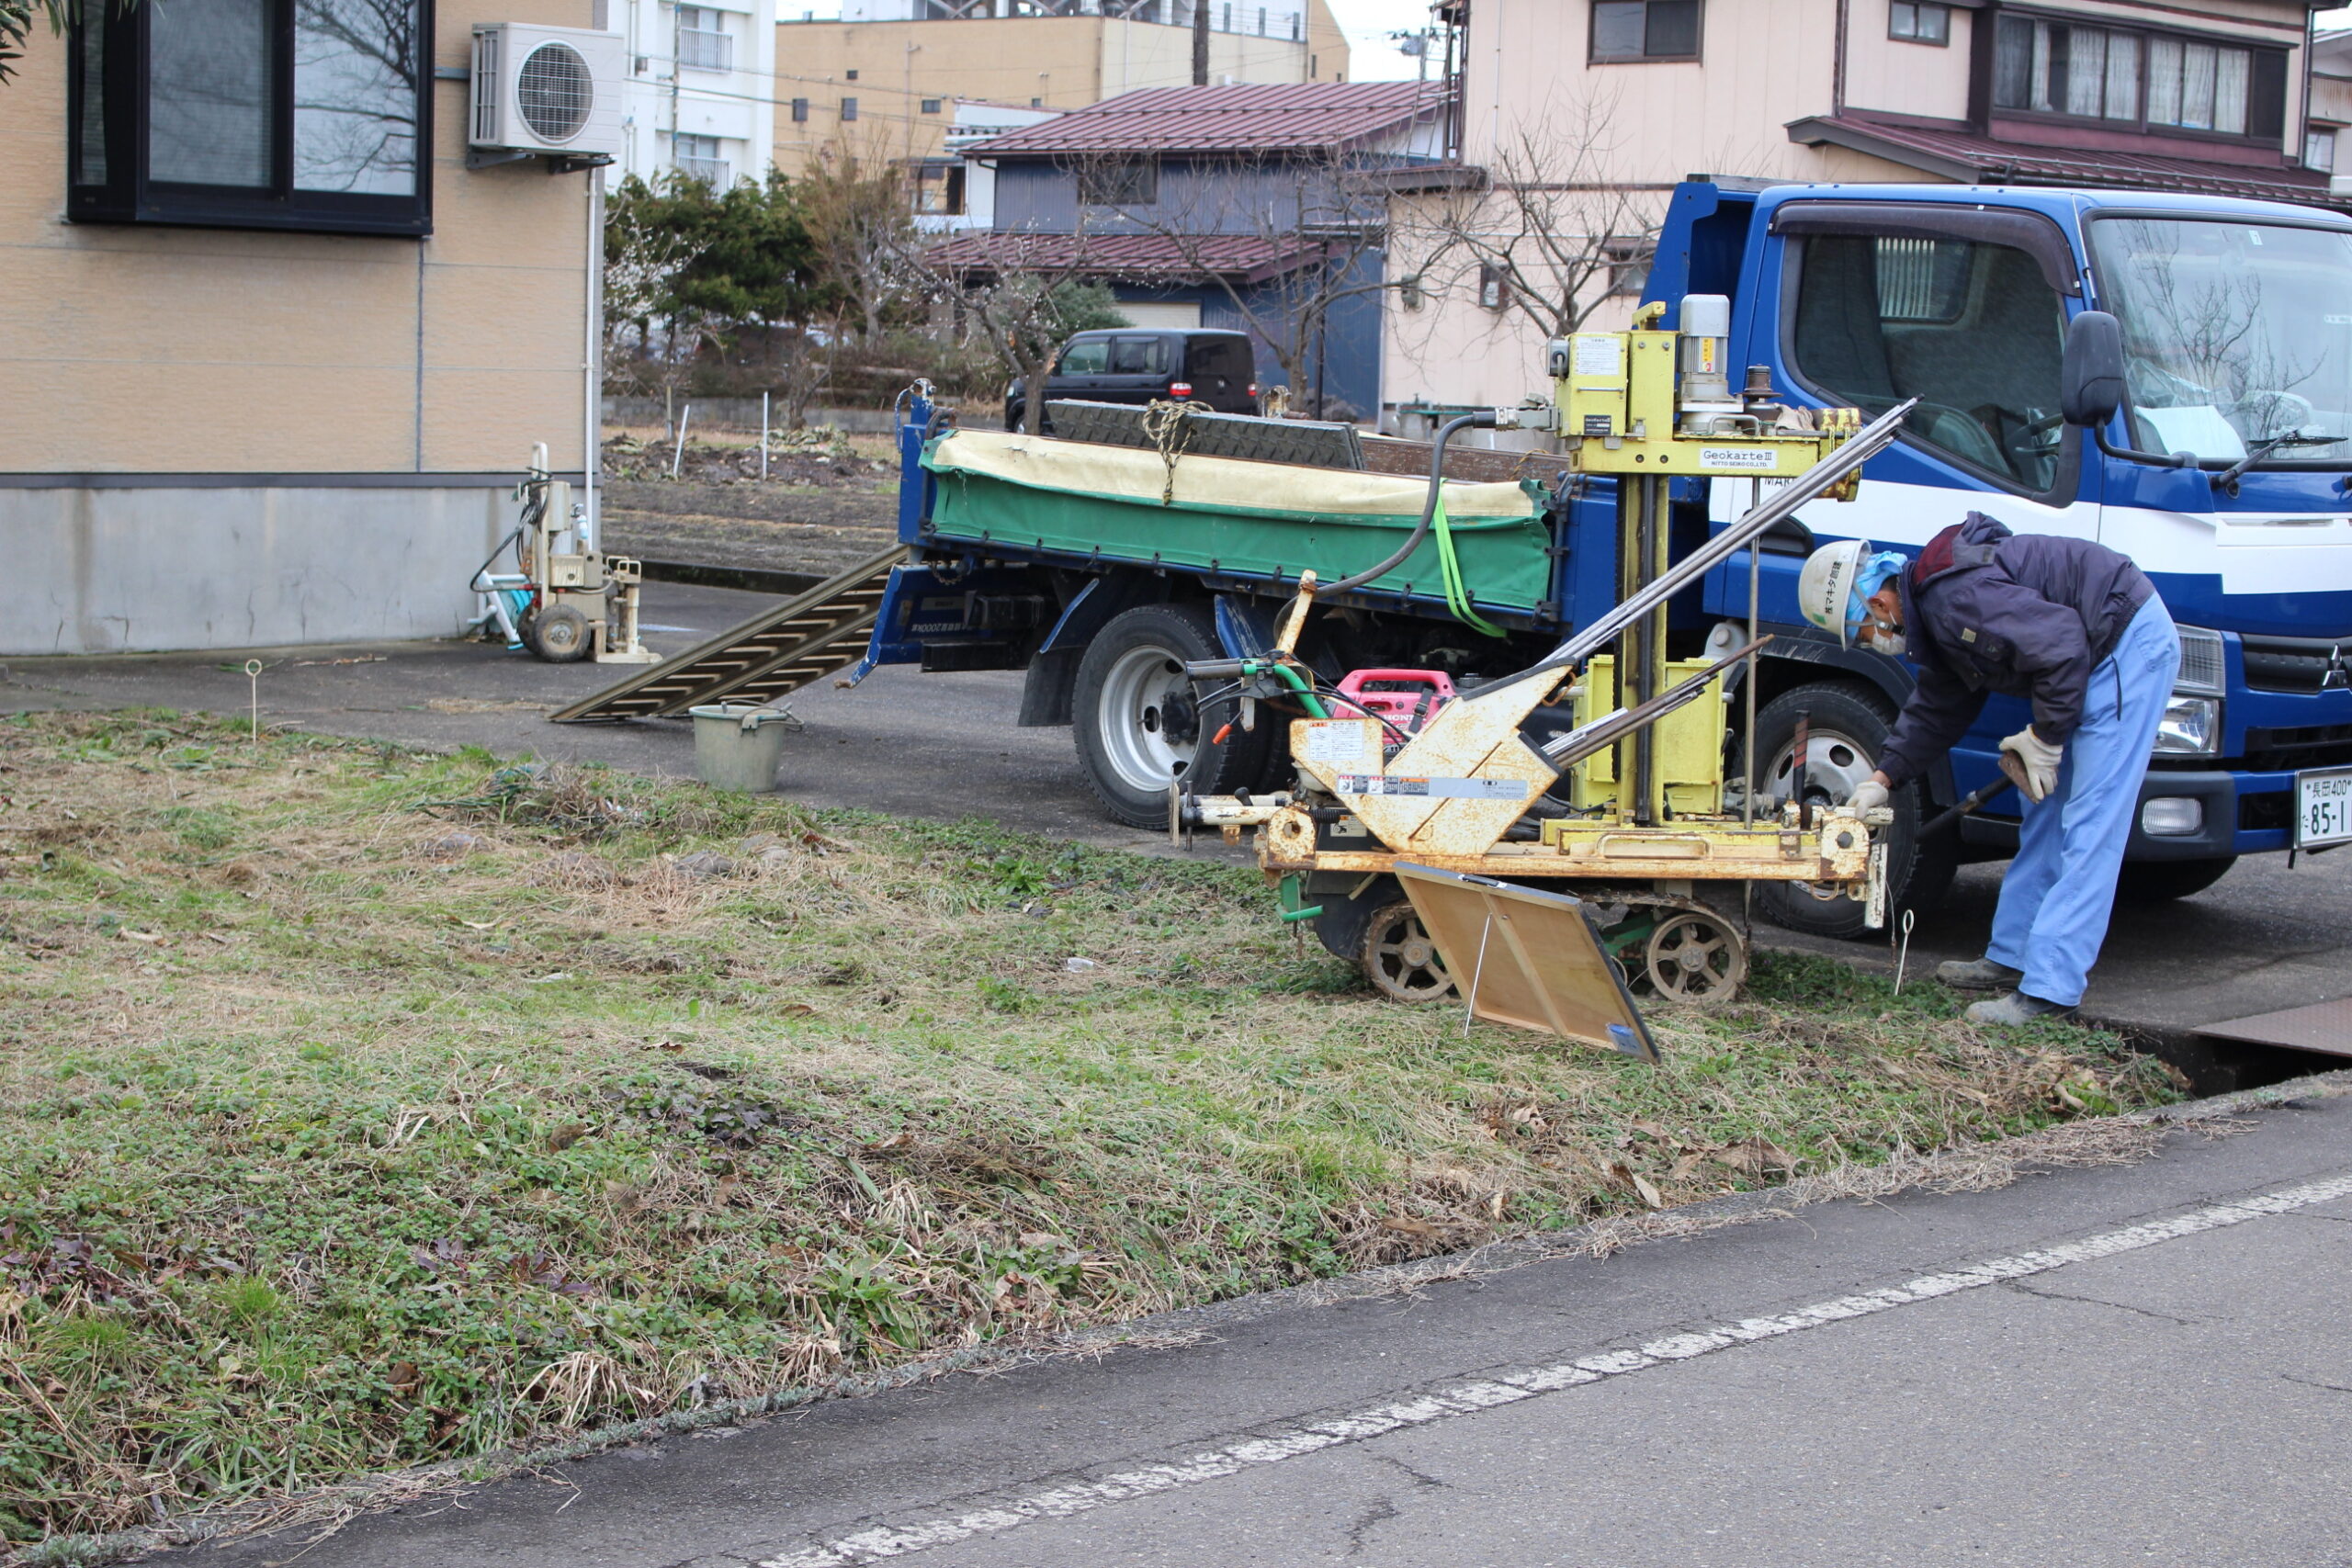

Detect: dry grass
0,710,2181,1549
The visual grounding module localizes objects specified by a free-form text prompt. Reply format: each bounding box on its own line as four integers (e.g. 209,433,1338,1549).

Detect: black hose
1322,411,1496,595
469,526,526,592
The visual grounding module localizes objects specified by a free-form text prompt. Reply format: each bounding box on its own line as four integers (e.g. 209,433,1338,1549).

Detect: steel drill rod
1533,398,1917,675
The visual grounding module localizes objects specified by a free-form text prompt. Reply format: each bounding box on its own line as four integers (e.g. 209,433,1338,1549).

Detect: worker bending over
1800,514,2178,1025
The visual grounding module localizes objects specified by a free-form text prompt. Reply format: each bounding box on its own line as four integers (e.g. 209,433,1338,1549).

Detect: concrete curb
34,1066,2351,1568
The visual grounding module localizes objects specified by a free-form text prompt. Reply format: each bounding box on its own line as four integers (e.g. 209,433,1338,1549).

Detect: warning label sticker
1699,446,1781,472
1336,775,1531,800
1572,334,1623,378
1301,722,1367,764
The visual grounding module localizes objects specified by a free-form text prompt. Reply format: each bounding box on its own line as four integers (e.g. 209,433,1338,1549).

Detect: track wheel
1360,901,1454,1003
1639,910,1747,1006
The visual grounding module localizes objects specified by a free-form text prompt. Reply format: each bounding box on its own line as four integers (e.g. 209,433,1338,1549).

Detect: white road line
757,1171,2352,1568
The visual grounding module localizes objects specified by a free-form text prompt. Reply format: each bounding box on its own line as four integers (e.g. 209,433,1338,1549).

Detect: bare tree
911,224,1125,433
1388,100,1660,364
799,141,921,348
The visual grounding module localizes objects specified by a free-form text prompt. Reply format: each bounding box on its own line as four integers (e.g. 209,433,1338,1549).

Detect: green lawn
0,710,2178,1544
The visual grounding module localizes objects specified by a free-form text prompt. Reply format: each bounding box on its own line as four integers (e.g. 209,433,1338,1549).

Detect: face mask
1865,622,1907,659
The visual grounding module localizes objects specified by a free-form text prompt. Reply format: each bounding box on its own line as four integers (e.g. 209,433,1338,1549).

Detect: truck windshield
2088,217,2352,466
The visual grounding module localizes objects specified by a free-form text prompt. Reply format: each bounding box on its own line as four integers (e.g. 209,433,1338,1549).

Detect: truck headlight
2154,694,2220,755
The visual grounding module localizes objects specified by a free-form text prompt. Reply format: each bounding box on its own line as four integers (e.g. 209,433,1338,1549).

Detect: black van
1005,329,1257,431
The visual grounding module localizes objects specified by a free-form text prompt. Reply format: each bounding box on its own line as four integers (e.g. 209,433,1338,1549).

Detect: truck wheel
2117,856,2236,901
1073,604,1266,828
1747,682,1957,939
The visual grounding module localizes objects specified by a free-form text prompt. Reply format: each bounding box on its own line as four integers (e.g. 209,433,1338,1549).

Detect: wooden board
1393,863,1658,1062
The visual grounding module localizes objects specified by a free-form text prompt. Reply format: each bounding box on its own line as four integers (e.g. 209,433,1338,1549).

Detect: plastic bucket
689,705,802,793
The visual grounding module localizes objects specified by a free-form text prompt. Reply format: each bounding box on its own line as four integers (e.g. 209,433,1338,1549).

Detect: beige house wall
1842,6,1976,124
0,0,601,653
771,1,1351,176
0,0,594,476
1456,0,1838,186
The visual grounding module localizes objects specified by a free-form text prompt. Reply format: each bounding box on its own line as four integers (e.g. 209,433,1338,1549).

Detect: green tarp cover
921,429,1555,615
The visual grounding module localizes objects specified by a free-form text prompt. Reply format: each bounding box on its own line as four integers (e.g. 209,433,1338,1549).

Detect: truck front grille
2241,633,2349,694
2242,723,2352,773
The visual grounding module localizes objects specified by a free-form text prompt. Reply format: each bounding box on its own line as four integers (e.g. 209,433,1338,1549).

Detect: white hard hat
1798,538,1870,648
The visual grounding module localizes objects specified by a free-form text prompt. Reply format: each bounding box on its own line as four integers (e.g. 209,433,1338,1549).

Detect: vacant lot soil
0,712,2177,1549
597,432,899,580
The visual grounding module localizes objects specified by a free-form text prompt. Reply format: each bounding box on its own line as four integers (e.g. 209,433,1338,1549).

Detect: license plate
2297,766,2352,849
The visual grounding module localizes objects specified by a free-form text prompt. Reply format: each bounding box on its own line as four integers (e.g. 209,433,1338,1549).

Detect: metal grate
677,154,729,186
516,41,594,144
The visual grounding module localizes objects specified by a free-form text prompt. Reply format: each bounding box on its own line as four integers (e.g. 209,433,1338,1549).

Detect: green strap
1430,489,1508,637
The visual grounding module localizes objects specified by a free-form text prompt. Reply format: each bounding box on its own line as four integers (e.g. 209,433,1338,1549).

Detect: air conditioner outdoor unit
471,23,626,158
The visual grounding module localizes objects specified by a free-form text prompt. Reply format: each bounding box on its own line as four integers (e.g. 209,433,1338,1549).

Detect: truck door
1768,202,2096,552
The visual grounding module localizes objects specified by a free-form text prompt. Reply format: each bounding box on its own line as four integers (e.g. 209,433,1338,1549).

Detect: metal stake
761,390,771,482
1893,908,1917,995
1464,912,1493,1037
671,403,692,479
244,659,263,744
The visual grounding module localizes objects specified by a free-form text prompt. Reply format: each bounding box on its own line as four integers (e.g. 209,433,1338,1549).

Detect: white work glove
1999,726,2064,804
1846,779,1890,813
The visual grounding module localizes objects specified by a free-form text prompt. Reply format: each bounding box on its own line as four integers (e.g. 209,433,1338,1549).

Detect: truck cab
1648,177,2352,931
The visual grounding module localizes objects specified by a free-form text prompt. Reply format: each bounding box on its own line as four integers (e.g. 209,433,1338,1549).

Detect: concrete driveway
6,580,2345,1065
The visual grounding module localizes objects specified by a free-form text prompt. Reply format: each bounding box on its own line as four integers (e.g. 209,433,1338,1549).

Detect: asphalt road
5,580,2346,1057
167,1085,2352,1568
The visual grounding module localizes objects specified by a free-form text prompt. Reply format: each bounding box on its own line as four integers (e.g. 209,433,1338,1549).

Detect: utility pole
1191,0,1208,85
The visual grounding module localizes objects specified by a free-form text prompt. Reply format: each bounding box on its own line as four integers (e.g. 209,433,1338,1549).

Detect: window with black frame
1990,13,2286,141
72,0,430,235
1790,231,2069,491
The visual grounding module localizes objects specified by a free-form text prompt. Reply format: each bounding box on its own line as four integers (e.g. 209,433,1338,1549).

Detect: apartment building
1388,0,2344,416
613,0,780,186
0,0,603,654
771,0,1351,180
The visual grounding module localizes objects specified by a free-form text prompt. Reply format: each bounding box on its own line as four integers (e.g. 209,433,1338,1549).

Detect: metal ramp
550,545,909,724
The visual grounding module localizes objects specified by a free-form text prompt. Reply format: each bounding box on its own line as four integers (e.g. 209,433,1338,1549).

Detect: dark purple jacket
1875,513,2155,791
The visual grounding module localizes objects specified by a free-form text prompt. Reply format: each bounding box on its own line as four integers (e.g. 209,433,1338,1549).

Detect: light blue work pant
1984,596,2180,1008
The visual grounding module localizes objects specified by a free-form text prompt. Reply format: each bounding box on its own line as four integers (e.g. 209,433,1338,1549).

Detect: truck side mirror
2062,310,2125,428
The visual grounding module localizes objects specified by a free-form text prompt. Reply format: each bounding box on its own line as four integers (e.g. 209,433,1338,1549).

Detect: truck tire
2117,856,2236,901
1747,682,1957,939
1073,604,1267,828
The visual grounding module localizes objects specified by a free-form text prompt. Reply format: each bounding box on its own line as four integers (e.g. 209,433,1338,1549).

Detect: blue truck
1646,176,2352,934
590,175,2351,942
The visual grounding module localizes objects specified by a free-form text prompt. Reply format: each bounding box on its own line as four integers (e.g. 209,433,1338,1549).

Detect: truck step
548,544,910,724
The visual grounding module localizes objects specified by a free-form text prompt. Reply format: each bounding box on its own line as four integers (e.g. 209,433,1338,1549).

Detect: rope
1140,398,1212,507
1430,488,1507,637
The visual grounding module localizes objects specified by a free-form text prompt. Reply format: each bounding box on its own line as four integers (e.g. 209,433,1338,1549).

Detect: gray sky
1328,0,1438,80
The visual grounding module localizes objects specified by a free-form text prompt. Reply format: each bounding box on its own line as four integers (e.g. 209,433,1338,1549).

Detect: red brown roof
920,230,1329,281
963,81,1450,159
1789,115,2348,211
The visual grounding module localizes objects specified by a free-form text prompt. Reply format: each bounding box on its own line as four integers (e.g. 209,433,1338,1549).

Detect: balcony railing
679,25,732,72
678,154,730,186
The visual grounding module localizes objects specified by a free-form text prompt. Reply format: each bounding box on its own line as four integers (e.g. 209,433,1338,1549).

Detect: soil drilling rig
1173,299,1916,1016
